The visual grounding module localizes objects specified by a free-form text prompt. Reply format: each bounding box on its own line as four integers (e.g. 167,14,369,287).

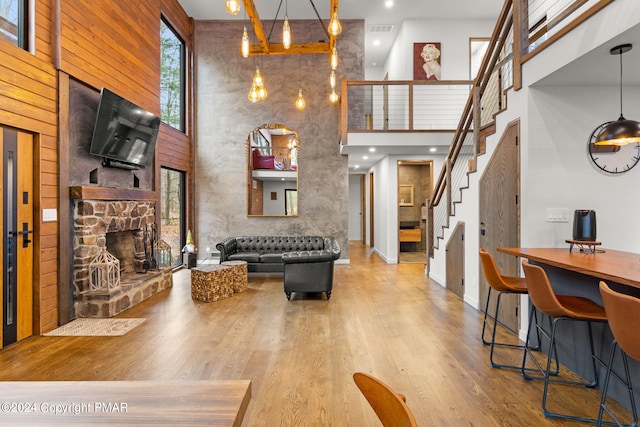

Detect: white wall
262,181,296,216
348,175,363,240
385,19,496,80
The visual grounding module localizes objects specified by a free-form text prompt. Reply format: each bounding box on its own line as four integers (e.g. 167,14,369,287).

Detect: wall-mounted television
89,88,161,169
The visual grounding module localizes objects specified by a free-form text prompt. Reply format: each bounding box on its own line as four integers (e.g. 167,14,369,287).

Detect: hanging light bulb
253,66,263,86
248,82,260,103
330,47,338,70
241,26,250,58
329,89,339,103
295,89,306,110
225,0,241,16
328,8,342,36
329,70,336,89
283,15,291,49
295,55,305,110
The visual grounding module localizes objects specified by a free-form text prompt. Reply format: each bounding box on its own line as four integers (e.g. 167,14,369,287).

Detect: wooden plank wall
0,0,194,337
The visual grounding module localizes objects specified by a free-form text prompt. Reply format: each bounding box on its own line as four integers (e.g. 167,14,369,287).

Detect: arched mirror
247,123,299,216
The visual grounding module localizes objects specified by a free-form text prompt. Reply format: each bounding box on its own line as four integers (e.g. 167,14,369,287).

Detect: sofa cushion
229,252,260,263
260,253,283,263
282,250,335,264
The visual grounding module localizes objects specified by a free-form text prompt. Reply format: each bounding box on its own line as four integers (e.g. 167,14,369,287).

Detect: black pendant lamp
594,43,640,146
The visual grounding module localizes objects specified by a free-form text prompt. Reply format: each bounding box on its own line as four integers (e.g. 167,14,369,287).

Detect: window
160,19,185,131
160,167,186,268
0,0,28,49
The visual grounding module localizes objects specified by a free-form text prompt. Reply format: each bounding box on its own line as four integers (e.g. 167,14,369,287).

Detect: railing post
445,158,452,219
512,0,526,90
408,82,414,131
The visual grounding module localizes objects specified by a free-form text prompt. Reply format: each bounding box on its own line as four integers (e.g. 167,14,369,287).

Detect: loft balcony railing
340,0,614,258
342,81,472,133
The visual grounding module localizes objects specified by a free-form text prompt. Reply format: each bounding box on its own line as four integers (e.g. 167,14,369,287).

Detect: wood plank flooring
0,242,631,426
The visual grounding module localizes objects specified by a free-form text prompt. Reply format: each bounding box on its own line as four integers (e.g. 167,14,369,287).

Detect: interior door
479,121,520,333
446,222,465,299
2,127,34,347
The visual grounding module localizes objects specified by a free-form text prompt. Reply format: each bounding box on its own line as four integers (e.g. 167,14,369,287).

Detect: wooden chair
479,248,538,370
353,372,417,427
521,260,608,423
597,281,639,427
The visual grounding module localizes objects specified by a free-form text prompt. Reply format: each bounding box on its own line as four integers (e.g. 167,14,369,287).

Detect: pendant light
295,55,305,110
328,7,342,36
225,0,241,16
594,44,640,146
282,0,291,49
241,26,249,58
248,82,260,103
253,65,267,100
329,89,339,103
329,70,336,89
330,47,338,71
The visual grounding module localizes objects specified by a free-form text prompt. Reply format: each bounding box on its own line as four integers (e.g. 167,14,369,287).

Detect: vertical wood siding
0,0,193,338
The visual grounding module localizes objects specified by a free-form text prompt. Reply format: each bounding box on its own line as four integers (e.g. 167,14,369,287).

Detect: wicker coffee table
191,265,234,302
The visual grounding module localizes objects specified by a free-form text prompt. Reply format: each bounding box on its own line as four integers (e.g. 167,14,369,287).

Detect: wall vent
368,24,394,33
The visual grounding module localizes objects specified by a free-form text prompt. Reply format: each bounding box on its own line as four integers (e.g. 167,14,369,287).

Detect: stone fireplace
73,198,172,317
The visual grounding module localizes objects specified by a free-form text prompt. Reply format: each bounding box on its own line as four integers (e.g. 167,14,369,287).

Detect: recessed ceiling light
430,147,437,152
363,155,369,159
373,39,380,47
369,148,376,152
372,62,377,66
385,0,394,8
354,165,360,169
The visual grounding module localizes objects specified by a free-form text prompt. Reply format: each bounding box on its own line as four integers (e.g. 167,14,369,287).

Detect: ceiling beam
242,0,339,56
249,42,330,56
242,0,269,54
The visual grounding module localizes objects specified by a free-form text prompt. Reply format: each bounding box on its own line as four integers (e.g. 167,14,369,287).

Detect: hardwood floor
0,242,631,426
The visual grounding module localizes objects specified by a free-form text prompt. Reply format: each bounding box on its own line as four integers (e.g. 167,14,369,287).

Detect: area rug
43,318,145,337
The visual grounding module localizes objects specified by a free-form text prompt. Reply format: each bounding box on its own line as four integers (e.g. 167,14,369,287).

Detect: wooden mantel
69,186,158,201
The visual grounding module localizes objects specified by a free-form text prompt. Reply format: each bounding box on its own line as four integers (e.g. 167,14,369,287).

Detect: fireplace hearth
72,198,172,317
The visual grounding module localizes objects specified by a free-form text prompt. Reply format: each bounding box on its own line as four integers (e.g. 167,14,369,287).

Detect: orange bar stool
479,248,539,370
597,281,639,427
521,260,608,423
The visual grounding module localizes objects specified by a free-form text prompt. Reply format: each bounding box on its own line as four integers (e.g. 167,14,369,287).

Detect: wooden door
479,121,520,333
369,172,374,247
2,127,34,347
446,222,465,299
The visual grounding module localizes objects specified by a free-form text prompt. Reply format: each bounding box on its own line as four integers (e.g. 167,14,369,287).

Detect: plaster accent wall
194,20,364,260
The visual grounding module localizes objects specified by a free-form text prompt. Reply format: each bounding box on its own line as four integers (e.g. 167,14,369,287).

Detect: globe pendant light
328,8,342,36
241,26,250,58
225,0,241,16
594,44,640,146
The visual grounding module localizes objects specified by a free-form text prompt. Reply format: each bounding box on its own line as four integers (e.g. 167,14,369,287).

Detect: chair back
599,281,640,362
521,260,568,318
353,372,418,427
479,248,513,292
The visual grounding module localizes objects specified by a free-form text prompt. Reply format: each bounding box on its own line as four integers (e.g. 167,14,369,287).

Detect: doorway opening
398,160,432,264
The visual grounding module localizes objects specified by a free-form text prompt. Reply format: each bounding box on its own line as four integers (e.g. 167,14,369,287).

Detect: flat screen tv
89,88,161,169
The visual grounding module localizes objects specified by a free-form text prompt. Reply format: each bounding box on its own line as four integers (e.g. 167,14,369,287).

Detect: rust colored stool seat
521,260,608,423
597,281,639,427
479,248,538,370
221,260,248,293
190,265,234,302
353,372,417,427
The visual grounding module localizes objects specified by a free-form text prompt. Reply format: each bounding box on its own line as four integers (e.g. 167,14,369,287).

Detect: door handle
17,222,33,248
480,222,486,236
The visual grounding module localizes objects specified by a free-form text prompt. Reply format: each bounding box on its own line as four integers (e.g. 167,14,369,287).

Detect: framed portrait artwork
413,42,441,80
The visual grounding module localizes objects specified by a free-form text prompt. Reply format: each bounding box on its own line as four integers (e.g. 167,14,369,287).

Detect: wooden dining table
497,247,640,290
0,380,251,426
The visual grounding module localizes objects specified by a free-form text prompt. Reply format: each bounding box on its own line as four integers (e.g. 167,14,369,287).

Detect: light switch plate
42,209,57,222
545,207,570,223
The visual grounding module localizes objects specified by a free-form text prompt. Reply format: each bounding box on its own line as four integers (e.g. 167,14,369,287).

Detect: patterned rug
43,318,145,337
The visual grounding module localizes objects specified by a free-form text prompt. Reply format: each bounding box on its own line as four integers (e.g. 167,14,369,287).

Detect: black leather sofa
216,236,341,299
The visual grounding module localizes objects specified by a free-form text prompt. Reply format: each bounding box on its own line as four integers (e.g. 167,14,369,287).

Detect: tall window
160,19,185,131
0,0,28,49
160,167,186,268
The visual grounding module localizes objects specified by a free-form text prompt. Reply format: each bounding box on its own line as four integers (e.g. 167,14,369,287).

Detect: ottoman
221,260,248,293
190,265,233,302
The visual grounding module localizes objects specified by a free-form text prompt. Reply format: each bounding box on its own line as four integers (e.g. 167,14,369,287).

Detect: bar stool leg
522,308,559,380
597,341,638,427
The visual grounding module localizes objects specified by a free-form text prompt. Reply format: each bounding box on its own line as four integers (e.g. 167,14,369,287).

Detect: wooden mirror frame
247,123,299,217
